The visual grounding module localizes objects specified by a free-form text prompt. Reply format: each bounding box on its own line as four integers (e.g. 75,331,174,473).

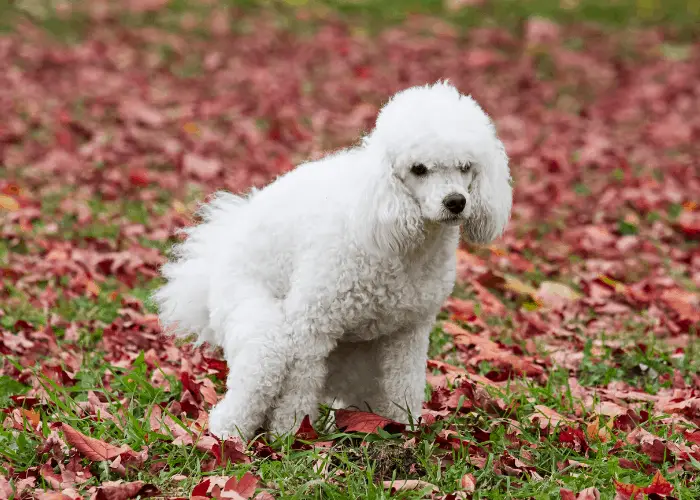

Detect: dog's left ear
371,175,422,254
461,138,513,245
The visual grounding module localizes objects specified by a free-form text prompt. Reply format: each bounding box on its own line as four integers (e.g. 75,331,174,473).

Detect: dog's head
365,81,513,246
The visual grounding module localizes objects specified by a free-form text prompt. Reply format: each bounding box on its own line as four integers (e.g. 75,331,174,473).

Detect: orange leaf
643,470,673,496
85,280,101,296
0,194,20,211
20,409,41,429
613,479,644,500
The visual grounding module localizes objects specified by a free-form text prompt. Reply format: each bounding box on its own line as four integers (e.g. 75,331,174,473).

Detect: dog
154,81,513,439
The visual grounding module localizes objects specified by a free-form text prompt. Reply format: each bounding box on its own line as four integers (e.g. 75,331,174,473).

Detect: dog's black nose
443,193,466,214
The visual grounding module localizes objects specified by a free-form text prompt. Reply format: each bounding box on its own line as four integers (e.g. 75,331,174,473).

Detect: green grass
3,316,700,498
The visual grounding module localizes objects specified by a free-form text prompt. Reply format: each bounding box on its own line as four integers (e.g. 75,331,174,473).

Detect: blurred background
1,0,697,264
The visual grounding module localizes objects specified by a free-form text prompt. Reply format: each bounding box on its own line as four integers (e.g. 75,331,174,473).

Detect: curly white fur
154,81,513,439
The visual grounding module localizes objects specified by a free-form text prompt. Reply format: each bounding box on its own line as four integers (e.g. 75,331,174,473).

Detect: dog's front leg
371,320,432,425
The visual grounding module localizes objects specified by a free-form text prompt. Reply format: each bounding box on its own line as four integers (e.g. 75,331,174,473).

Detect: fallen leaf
613,470,673,500
536,281,582,308
643,470,674,496
558,426,590,455
576,487,601,500
525,16,561,46
530,405,574,429
61,424,135,462
460,473,476,493
223,472,259,499
183,153,222,181
504,275,539,297
382,479,438,492
334,409,404,434
560,489,576,500
0,194,20,211
294,415,319,441
192,479,210,497
94,481,160,500
660,288,700,322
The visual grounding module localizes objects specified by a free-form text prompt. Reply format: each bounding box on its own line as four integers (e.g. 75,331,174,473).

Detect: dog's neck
403,221,457,267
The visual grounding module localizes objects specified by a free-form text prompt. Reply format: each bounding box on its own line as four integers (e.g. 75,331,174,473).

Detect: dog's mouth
438,215,464,226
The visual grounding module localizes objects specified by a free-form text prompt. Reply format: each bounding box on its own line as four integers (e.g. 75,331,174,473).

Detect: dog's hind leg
265,295,347,435
207,292,290,440
322,325,430,426
322,340,382,413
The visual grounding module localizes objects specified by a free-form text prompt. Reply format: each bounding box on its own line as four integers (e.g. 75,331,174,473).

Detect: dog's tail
152,191,250,346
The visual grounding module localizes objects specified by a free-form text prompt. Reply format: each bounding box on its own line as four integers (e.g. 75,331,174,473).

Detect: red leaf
95,481,160,500
61,424,133,461
560,489,576,500
204,357,229,380
191,479,210,497
223,472,258,499
128,167,150,187
180,372,202,403
618,458,639,471
558,426,590,455
221,438,251,465
253,493,275,500
660,288,700,323
334,409,404,434
294,415,319,441
472,281,507,316
39,462,63,489
677,210,700,238
443,297,478,322
684,430,700,445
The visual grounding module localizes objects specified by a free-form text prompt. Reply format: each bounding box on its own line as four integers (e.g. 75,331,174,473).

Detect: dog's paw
208,403,251,440
268,407,311,436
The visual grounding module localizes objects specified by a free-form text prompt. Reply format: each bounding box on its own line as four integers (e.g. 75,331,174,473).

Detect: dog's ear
461,139,512,245
368,163,422,255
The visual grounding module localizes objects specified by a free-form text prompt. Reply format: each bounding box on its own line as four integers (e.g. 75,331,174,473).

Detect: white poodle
154,81,513,439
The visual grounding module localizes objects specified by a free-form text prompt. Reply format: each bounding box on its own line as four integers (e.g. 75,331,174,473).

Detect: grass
3,310,700,497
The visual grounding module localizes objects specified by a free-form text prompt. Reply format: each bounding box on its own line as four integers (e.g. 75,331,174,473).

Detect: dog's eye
410,163,428,176
459,161,472,173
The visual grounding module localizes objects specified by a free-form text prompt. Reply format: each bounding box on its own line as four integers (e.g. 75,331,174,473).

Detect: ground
1,1,699,499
